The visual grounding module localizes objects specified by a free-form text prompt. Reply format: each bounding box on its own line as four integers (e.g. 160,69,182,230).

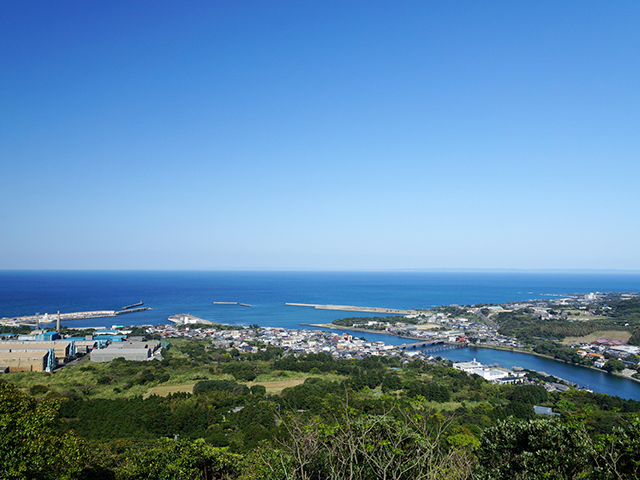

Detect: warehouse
0,350,52,372
90,345,152,362
0,340,74,364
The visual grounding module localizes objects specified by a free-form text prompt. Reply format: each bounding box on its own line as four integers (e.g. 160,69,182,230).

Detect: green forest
2,337,640,479
496,299,640,344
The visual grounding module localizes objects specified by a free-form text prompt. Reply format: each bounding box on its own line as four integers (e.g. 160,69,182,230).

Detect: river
434,346,640,401
310,326,640,401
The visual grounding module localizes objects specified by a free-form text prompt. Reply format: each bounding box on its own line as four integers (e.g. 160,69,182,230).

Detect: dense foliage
3,337,640,479
496,300,640,345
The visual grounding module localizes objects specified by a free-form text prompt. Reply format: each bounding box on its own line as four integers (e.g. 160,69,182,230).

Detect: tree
261,403,475,480
591,416,640,479
476,418,592,479
604,359,625,373
117,438,242,480
0,380,93,480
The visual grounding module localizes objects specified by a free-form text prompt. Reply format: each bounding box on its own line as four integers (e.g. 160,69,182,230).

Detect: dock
286,303,417,315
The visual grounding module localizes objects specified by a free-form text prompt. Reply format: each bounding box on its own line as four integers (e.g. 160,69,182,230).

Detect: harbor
2,304,151,327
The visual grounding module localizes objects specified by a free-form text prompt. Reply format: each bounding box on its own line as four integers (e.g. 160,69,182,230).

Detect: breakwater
287,303,417,315
6,308,151,326
122,301,144,310
115,307,151,315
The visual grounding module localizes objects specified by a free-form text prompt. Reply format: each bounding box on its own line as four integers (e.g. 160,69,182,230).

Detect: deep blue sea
2,270,639,329
2,270,640,399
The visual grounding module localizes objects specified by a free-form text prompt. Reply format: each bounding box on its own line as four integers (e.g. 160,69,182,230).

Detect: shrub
29,384,49,395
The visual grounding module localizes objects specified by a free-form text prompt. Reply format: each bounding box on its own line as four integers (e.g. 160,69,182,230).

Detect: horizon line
2,268,640,274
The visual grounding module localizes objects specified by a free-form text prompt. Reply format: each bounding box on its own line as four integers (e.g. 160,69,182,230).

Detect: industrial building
0,350,54,372
0,340,75,364
89,340,160,362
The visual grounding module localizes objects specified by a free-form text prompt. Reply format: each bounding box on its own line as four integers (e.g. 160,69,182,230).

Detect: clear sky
1,1,639,270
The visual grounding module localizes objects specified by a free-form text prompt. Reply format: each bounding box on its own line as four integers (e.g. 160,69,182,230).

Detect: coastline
301,323,640,387
299,323,422,341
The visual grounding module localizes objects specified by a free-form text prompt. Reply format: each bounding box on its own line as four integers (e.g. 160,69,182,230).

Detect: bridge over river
395,340,468,353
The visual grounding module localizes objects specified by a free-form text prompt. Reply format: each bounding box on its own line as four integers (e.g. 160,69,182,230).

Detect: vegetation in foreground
2,335,640,479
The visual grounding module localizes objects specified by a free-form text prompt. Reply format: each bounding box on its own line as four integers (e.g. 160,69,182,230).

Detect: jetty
286,303,417,315
121,301,144,310
115,307,151,315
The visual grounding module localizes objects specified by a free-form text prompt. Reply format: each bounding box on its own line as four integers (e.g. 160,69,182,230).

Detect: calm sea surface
1,270,640,399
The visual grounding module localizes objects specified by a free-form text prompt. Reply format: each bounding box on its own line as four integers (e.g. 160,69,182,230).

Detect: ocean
2,270,640,399
1,270,639,329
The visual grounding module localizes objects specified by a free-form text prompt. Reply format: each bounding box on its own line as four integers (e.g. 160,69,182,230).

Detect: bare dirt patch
562,330,631,345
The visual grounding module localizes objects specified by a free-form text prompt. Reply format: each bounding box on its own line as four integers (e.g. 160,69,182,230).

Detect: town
1,291,639,387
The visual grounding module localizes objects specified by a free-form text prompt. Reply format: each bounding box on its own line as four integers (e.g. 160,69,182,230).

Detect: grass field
562,330,632,345
248,378,306,393
144,378,307,398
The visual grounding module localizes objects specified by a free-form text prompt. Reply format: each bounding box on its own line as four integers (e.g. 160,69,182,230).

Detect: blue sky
1,1,639,270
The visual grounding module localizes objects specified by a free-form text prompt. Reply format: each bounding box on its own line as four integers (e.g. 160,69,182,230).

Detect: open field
249,378,306,393
563,309,608,322
144,378,307,398
144,383,196,398
562,330,632,345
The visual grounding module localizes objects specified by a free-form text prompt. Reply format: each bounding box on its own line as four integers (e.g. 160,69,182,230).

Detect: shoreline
472,344,640,386
299,323,423,341
301,323,640,387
